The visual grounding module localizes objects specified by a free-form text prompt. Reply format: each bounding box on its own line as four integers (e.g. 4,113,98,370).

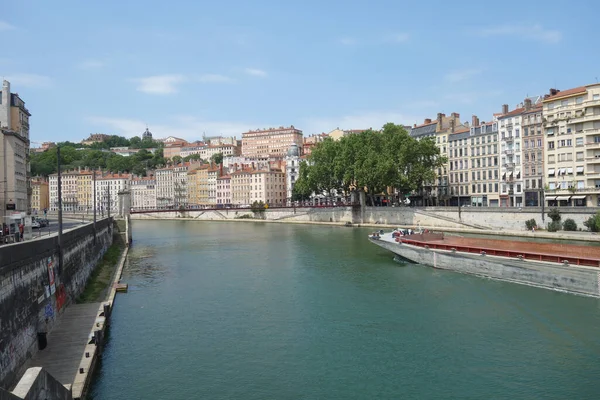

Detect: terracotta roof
522,103,543,114
452,127,469,134
499,107,525,118
217,174,231,179
543,86,587,101
412,121,437,129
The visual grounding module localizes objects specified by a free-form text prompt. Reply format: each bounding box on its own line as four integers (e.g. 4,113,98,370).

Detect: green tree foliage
583,212,600,232
293,124,446,205
525,219,537,230
547,208,561,223
547,221,561,232
562,218,577,231
183,154,202,162
171,155,183,165
211,152,224,165
292,161,313,201
30,143,167,177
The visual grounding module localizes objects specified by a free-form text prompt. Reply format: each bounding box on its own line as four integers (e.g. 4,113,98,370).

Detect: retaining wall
131,206,600,231
0,219,113,389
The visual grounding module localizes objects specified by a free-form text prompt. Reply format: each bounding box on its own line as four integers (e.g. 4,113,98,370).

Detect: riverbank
130,214,600,243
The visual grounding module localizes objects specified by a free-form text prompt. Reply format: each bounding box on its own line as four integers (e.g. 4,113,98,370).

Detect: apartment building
498,104,525,207
31,178,49,213
173,163,189,207
196,165,209,205
410,112,463,205
230,166,286,206
242,126,303,159
302,133,328,155
207,164,220,205
0,80,31,215
49,171,79,211
155,167,174,208
131,176,157,210
522,100,544,206
542,84,600,207
94,173,130,213
77,171,93,211
187,169,198,207
328,128,368,141
216,175,231,205
285,143,301,202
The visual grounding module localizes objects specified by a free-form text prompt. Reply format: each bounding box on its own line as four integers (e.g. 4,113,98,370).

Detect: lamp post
57,146,63,275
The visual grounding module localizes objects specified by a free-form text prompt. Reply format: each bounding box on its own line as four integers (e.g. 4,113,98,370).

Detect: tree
548,208,561,223
583,212,600,232
563,219,577,231
172,155,183,165
292,161,314,201
184,154,202,162
211,152,224,165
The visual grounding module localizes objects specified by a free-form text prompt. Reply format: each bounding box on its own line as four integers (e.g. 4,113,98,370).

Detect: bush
583,212,600,232
547,208,561,223
562,218,577,231
547,221,561,232
525,219,537,230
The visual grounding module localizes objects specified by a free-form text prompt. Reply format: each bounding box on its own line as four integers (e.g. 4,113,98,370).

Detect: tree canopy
292,123,446,205
31,144,166,177
211,152,224,165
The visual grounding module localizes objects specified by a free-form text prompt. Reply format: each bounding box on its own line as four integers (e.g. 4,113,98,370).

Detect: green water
91,221,600,399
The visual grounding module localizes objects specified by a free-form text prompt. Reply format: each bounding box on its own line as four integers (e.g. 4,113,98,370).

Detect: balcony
503,149,514,155
585,156,600,163
504,162,515,170
503,136,514,143
506,122,513,129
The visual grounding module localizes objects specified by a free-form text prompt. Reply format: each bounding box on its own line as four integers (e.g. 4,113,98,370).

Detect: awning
560,168,567,175
545,196,556,201
548,169,555,176
571,195,586,199
555,196,571,201
576,166,584,173
567,167,574,174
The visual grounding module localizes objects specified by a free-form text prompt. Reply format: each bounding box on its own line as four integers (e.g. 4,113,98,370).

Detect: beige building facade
242,126,303,159
0,80,31,215
216,175,231,205
542,84,600,207
31,178,49,214
131,176,157,210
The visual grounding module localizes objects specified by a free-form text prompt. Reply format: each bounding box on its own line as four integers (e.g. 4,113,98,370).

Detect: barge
369,230,600,297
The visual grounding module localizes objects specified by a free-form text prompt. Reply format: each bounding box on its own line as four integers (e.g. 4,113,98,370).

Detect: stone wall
131,206,600,231
0,219,113,389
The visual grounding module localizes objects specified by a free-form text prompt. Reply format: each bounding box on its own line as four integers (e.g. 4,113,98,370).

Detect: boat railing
399,238,600,268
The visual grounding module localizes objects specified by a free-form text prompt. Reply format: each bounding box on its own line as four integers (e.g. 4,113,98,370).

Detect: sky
2,0,599,145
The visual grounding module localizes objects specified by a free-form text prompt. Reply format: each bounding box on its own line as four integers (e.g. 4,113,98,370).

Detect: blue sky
2,0,599,144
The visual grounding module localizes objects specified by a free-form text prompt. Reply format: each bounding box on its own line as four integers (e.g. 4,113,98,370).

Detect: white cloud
303,110,423,134
0,21,15,31
5,73,52,88
244,68,267,78
479,24,562,44
87,115,258,141
387,33,410,43
339,37,358,46
444,68,483,83
132,74,186,94
196,74,233,83
77,59,105,70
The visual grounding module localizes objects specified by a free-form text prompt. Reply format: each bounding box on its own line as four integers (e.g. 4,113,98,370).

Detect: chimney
524,98,532,111
549,88,560,96
450,119,456,133
502,104,509,114
451,112,460,120
437,112,443,124
424,118,432,124
471,115,479,127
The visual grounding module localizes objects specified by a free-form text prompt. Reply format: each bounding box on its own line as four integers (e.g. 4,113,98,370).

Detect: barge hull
370,238,600,298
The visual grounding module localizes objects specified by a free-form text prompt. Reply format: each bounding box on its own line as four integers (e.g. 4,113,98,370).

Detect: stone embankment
130,206,600,242
0,218,113,397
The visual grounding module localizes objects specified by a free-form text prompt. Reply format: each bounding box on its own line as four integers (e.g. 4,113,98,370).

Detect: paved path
29,303,101,386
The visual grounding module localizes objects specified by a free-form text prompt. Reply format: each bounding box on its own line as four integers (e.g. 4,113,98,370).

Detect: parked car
32,220,41,229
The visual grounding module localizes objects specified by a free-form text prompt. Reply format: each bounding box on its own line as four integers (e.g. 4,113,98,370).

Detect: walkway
29,302,101,386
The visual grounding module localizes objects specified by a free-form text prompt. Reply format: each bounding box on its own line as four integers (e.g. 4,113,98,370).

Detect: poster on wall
47,257,56,295
45,285,50,298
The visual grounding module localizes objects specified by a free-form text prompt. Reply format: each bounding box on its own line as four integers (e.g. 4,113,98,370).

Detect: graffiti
44,303,54,319
0,326,35,384
56,284,67,312
47,256,56,295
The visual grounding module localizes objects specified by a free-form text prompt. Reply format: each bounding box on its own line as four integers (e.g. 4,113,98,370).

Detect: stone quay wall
131,206,600,232
0,218,113,389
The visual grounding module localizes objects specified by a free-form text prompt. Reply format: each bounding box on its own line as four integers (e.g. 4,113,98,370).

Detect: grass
76,234,125,303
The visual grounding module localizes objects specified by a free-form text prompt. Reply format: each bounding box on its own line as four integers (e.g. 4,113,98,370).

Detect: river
90,220,600,399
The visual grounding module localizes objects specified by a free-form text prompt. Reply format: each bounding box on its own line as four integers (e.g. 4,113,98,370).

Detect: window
515,128,520,137
548,141,555,149
594,94,600,101
576,96,584,104
576,137,584,146
548,155,555,163
566,139,572,147
561,100,569,107
576,151,584,161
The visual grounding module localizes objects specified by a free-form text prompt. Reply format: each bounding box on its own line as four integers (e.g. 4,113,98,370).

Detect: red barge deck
396,234,600,268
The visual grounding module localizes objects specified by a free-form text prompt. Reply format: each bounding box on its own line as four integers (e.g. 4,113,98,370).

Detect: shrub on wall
525,219,537,230
562,219,577,231
547,221,561,232
547,208,562,223
583,212,600,232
